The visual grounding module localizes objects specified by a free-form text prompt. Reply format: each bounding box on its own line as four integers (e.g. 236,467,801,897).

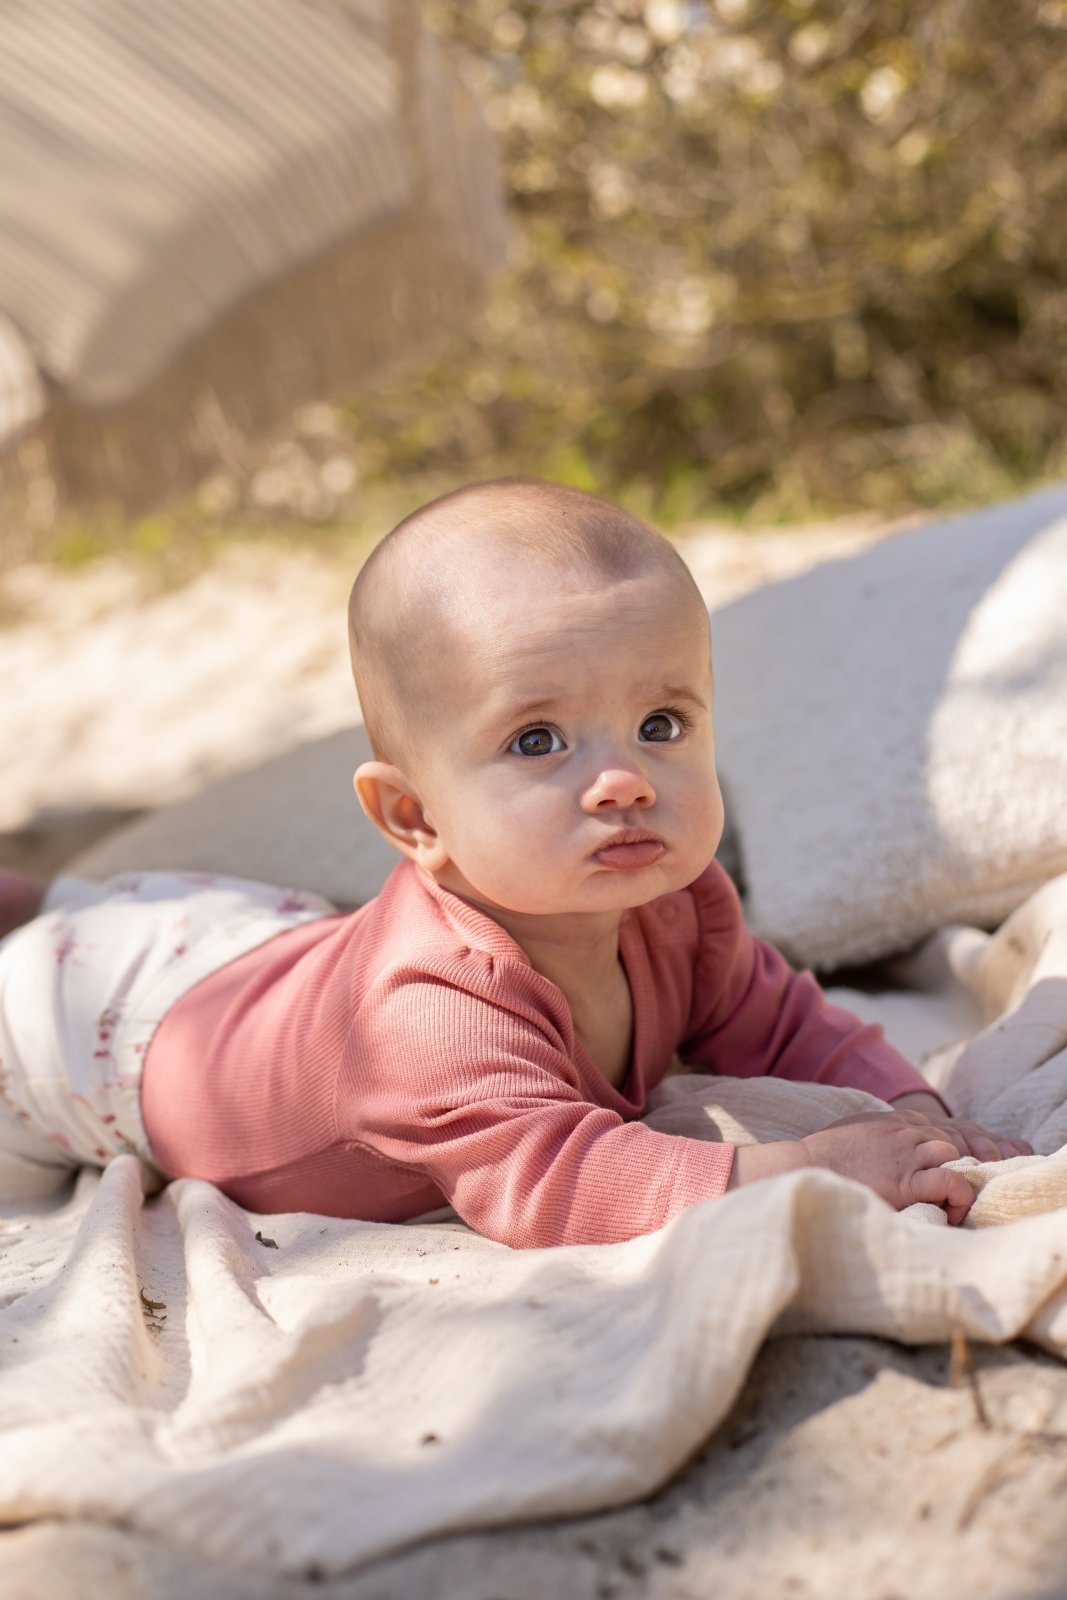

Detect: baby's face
409,555,724,921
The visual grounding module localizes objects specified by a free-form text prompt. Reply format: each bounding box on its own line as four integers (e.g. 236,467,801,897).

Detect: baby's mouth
591,829,666,870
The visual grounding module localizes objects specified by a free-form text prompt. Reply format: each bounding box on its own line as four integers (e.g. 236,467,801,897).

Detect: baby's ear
353,762,448,871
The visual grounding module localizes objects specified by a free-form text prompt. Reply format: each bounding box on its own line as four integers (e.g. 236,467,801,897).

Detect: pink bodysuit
141,859,931,1248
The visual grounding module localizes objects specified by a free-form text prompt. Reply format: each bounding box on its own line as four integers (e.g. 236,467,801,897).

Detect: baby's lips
593,839,665,869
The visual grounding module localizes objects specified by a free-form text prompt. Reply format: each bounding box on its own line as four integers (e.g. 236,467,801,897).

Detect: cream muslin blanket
2,879,1067,1579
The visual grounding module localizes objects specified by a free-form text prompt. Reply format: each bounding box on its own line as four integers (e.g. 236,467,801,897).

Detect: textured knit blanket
2,877,1067,1580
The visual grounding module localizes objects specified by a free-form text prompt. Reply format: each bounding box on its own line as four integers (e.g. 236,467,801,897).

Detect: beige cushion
68,725,398,907
710,484,1067,970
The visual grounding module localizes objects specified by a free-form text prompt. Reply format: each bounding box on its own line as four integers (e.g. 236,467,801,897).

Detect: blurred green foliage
346,0,1067,519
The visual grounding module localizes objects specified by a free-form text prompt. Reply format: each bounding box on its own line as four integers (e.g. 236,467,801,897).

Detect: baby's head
348,477,723,920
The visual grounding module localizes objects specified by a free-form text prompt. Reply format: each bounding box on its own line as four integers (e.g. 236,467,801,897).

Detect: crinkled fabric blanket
3,878,1067,1580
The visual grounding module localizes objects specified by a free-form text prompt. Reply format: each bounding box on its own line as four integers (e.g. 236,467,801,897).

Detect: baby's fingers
892,1111,971,1158
952,1121,1035,1161
908,1163,975,1225
913,1134,965,1168
986,1132,1034,1159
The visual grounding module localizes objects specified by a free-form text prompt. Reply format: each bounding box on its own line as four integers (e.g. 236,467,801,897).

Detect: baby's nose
581,765,656,812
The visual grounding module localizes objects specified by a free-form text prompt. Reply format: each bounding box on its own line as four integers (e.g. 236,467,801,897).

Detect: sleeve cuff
663,1137,737,1222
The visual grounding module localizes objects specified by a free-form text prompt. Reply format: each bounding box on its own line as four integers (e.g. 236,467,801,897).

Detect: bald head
348,476,704,766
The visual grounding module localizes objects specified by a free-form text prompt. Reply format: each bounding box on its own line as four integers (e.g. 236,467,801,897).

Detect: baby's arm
683,866,936,1102
682,866,1028,1160
728,1109,977,1224
356,960,736,1249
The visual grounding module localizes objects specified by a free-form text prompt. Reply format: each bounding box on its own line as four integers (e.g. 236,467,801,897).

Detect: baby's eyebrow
493,682,708,727
648,684,707,709
495,693,566,724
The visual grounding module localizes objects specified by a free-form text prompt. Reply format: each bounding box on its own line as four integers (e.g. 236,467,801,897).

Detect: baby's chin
582,853,709,906
493,862,706,920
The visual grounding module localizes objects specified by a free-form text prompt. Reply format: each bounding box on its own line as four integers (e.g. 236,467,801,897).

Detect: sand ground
2,517,1065,1599
4,1337,1067,1600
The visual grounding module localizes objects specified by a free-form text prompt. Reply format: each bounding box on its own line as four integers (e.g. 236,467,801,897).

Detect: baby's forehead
430,558,711,700
429,545,696,642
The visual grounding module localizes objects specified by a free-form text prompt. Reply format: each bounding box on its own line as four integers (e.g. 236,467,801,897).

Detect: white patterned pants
0,871,334,1172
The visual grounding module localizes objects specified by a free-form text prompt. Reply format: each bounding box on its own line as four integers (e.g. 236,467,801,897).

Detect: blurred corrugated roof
0,0,507,505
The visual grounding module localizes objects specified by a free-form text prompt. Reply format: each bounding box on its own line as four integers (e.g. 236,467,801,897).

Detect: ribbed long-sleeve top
141,858,931,1248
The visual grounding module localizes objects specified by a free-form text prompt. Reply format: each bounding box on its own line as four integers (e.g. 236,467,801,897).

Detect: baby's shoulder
634,859,739,939
355,862,555,1007
349,897,572,1076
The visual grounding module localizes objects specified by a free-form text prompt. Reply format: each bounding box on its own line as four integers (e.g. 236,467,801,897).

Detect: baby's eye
639,711,684,742
510,725,565,757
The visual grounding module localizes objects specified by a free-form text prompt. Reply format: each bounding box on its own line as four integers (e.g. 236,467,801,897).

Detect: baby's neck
452,894,625,996
502,912,624,995
497,910,634,1088
446,893,634,1085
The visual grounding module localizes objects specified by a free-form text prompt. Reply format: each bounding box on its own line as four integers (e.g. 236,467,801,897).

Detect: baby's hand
801,1112,976,1223
729,1111,977,1224
889,1092,1034,1162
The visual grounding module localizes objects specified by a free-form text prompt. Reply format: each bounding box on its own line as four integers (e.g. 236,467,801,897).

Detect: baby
0,478,1029,1244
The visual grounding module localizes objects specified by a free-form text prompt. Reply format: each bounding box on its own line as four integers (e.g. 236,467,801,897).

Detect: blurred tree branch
345,0,1067,518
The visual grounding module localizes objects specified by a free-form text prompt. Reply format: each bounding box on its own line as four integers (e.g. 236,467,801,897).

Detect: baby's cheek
678,776,723,839
498,792,569,838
